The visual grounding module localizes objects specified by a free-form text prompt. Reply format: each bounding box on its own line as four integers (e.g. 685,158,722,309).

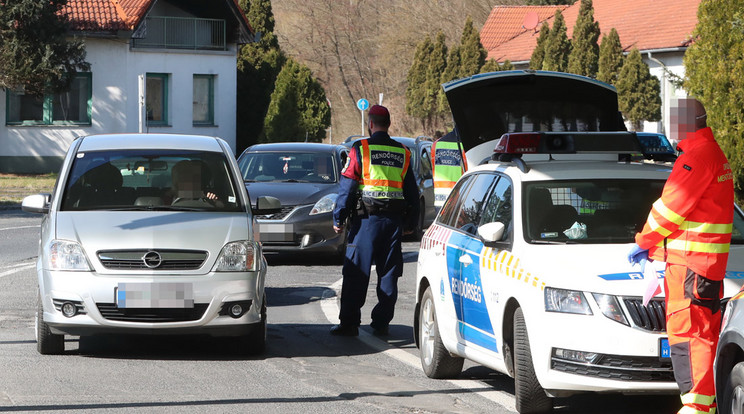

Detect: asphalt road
0,208,681,413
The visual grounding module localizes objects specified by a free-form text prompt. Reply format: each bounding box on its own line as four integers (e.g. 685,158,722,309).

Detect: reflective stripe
648,213,673,237
663,239,731,254
681,221,733,234
363,179,404,189
434,180,457,189
653,199,686,226
678,407,708,414
681,393,716,406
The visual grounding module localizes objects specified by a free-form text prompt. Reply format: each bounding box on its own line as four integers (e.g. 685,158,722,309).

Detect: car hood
443,70,624,156
244,181,338,206
518,244,744,298
53,211,250,261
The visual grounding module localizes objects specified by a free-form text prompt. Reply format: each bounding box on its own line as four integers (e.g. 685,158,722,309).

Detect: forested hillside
270,0,529,140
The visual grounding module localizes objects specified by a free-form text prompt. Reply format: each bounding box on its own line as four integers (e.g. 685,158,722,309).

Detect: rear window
60,149,243,212
239,152,338,183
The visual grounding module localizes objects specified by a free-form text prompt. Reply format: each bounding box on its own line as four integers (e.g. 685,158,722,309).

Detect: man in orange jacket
628,98,734,414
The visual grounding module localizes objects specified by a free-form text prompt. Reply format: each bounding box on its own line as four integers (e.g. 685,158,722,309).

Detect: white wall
642,52,687,136
0,37,239,167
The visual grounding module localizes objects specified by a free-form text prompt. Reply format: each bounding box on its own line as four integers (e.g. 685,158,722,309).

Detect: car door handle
459,254,473,266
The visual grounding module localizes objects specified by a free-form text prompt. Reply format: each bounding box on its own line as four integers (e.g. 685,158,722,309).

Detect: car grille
624,297,666,332
98,250,207,270
552,354,675,382
96,303,208,322
255,205,295,220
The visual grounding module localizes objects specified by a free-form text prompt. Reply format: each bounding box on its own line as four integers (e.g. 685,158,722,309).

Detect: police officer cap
369,105,389,118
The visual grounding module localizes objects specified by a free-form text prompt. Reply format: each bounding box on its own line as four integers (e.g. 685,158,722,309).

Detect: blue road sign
356,98,369,111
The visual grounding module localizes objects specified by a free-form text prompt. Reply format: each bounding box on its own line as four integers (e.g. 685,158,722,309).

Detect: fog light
553,348,600,364
61,302,77,318
301,234,311,247
230,304,243,317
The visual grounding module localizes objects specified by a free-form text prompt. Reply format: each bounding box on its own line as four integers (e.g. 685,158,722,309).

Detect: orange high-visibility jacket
636,127,734,280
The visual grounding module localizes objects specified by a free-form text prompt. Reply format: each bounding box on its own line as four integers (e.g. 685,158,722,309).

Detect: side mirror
253,196,282,215
22,193,51,214
477,221,505,243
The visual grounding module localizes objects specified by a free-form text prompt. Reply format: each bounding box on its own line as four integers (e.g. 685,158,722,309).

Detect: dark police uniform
332,131,419,334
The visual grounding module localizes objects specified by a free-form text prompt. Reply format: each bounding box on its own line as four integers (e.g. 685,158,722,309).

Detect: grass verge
0,173,57,206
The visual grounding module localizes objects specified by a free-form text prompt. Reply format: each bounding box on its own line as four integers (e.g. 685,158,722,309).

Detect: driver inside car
169,160,220,204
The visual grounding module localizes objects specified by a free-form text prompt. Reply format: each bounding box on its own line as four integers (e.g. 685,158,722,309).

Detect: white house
0,0,254,173
480,0,701,136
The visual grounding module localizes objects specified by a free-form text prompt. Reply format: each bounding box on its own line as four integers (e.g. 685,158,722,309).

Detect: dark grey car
237,142,350,259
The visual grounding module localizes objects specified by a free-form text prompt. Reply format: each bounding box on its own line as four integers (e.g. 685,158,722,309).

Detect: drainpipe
647,52,666,135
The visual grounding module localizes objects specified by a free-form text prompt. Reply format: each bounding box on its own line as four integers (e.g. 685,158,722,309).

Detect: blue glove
627,243,649,271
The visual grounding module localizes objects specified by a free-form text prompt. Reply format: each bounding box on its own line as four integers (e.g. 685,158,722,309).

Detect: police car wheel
721,361,744,414
36,294,64,355
419,286,463,379
514,308,552,413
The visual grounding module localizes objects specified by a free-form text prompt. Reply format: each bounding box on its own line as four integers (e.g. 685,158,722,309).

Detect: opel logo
142,251,163,269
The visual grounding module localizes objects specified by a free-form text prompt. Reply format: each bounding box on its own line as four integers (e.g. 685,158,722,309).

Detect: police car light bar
493,132,676,161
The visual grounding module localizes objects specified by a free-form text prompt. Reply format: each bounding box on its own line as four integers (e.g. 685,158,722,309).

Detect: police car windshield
524,180,665,244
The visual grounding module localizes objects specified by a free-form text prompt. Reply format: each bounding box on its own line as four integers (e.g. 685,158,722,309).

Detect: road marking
320,277,516,412
0,225,40,231
0,263,35,279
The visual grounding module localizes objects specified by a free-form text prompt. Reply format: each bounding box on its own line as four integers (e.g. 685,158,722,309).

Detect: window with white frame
6,73,92,126
193,74,215,126
146,73,169,126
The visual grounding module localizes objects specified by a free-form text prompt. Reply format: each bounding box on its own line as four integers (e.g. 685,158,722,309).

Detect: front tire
419,286,463,378
239,295,267,355
36,296,64,355
720,361,744,414
514,308,551,413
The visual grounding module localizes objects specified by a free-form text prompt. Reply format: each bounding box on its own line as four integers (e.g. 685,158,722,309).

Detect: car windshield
60,149,243,212
239,152,338,183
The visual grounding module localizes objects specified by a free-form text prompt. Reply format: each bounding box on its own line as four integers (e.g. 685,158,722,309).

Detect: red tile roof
482,0,701,63
62,0,150,32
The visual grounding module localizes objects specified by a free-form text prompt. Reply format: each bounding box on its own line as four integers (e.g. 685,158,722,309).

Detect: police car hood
443,71,624,154
521,244,744,297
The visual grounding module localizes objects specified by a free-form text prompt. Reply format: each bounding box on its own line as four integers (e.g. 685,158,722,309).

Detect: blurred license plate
116,283,194,309
660,338,671,359
259,223,294,242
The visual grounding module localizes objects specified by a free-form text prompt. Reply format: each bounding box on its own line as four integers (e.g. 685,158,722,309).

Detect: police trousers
665,263,723,414
338,213,403,328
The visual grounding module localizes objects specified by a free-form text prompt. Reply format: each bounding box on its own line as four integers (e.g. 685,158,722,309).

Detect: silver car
22,134,279,355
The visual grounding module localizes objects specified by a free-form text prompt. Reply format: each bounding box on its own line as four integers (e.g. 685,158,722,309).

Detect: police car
413,71,744,413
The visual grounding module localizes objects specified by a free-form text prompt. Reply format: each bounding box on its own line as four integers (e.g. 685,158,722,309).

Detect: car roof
244,142,345,152
76,134,225,152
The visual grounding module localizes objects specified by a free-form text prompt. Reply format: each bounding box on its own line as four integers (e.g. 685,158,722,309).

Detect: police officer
431,128,468,212
331,105,420,336
628,98,734,414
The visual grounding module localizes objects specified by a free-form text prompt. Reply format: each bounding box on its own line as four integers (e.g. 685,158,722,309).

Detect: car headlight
592,293,629,326
545,287,592,315
46,240,91,271
310,193,338,215
214,241,261,272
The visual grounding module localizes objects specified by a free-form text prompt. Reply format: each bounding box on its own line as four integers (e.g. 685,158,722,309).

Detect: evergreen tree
481,59,515,73
0,0,89,95
406,35,434,122
237,0,286,151
438,46,461,114
684,0,744,200
542,9,570,72
597,28,624,85
567,0,600,77
616,48,661,131
458,17,487,77
529,23,550,70
263,58,331,142
427,31,449,122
